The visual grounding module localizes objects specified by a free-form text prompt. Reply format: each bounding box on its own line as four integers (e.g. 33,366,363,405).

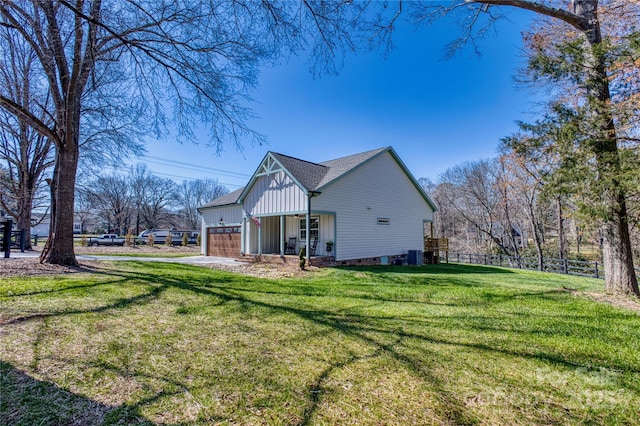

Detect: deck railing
424,238,449,251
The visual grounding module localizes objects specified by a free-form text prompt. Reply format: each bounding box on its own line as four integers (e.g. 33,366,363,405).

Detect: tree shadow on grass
3,261,637,425
0,361,152,425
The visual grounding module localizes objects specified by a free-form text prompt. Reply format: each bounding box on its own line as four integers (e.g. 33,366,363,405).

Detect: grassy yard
1,262,639,425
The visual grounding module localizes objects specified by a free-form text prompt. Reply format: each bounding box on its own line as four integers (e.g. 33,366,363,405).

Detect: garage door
207,226,241,257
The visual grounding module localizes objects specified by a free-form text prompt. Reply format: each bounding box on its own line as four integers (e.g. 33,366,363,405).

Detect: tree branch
465,0,589,30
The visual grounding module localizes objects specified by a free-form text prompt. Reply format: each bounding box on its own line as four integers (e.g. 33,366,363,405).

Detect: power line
100,163,245,189
150,170,244,188
138,154,251,179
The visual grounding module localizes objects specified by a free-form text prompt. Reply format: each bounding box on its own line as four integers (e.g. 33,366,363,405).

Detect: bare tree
0,27,54,249
0,0,398,266
176,179,228,230
81,173,133,235
438,159,518,254
139,175,177,231
498,151,547,269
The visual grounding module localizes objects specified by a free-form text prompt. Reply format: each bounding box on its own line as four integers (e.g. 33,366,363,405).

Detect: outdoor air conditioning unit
407,250,423,266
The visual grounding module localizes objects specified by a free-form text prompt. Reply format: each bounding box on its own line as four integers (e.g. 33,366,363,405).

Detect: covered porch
243,213,335,259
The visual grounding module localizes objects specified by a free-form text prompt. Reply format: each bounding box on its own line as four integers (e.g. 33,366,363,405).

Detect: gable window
299,216,319,241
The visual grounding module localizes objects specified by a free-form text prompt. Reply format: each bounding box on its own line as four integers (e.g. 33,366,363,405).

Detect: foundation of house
242,253,410,267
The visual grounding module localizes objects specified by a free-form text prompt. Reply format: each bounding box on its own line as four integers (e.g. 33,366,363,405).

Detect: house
30,212,87,237
198,147,436,265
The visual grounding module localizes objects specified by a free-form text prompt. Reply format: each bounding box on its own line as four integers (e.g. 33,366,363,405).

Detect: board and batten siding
201,205,243,227
312,151,433,261
244,171,307,216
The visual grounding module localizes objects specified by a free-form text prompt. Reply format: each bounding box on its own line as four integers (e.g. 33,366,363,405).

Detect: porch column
280,215,285,255
258,220,262,255
306,197,310,265
241,217,246,255
202,227,208,256
305,191,321,265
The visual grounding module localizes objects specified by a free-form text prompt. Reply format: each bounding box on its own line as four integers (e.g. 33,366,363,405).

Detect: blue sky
136,9,539,190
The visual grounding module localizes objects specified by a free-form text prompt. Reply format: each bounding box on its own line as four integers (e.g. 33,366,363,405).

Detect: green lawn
1,263,639,425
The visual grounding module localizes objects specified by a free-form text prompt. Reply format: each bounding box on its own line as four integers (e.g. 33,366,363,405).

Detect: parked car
138,229,183,245
87,234,125,246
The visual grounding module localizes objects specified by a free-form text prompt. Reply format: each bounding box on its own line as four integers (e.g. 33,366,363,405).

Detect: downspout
196,207,206,256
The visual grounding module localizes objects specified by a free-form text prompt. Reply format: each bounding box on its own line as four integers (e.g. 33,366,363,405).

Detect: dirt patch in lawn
583,291,640,313
0,257,103,277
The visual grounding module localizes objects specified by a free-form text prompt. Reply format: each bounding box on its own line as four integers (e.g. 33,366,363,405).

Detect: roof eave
386,147,438,212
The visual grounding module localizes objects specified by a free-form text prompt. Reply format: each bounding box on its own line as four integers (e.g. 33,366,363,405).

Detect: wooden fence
450,252,640,280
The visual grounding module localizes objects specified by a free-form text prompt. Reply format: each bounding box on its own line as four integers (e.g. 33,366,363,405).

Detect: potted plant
325,241,334,253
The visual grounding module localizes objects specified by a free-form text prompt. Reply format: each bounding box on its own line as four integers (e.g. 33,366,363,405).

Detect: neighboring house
30,213,86,237
198,147,436,264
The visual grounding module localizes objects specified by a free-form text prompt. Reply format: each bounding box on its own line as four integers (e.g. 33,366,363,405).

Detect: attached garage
206,226,241,257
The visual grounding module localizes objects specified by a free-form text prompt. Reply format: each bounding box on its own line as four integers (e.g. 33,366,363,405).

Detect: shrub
182,233,189,246
165,233,173,246
196,234,201,247
147,233,155,247
80,235,88,247
298,246,306,270
125,233,134,247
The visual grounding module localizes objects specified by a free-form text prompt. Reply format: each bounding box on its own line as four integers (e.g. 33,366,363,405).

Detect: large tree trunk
16,188,32,250
601,200,638,294
45,140,79,266
44,84,82,265
577,1,639,295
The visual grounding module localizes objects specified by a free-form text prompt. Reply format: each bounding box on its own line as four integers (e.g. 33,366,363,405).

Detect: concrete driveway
2,250,240,266
77,254,241,266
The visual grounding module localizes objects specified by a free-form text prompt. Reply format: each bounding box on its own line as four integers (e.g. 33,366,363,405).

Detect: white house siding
244,171,307,216
285,214,335,256
312,152,433,261
201,205,243,227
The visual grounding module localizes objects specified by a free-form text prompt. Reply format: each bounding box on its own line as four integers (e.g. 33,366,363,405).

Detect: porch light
218,217,224,225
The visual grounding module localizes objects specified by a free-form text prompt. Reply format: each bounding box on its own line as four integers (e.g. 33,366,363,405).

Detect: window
299,216,319,241
209,226,240,234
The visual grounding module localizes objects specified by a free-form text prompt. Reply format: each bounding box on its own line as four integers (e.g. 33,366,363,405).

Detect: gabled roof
198,187,244,209
200,146,437,211
269,147,387,192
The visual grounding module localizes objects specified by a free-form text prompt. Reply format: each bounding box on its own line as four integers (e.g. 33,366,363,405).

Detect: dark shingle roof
316,147,388,189
198,187,244,208
270,147,388,191
199,146,436,211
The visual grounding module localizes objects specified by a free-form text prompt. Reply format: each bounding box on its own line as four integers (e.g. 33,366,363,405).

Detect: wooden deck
424,238,449,263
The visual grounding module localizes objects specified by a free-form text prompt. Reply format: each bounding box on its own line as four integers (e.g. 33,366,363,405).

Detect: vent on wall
377,218,390,225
